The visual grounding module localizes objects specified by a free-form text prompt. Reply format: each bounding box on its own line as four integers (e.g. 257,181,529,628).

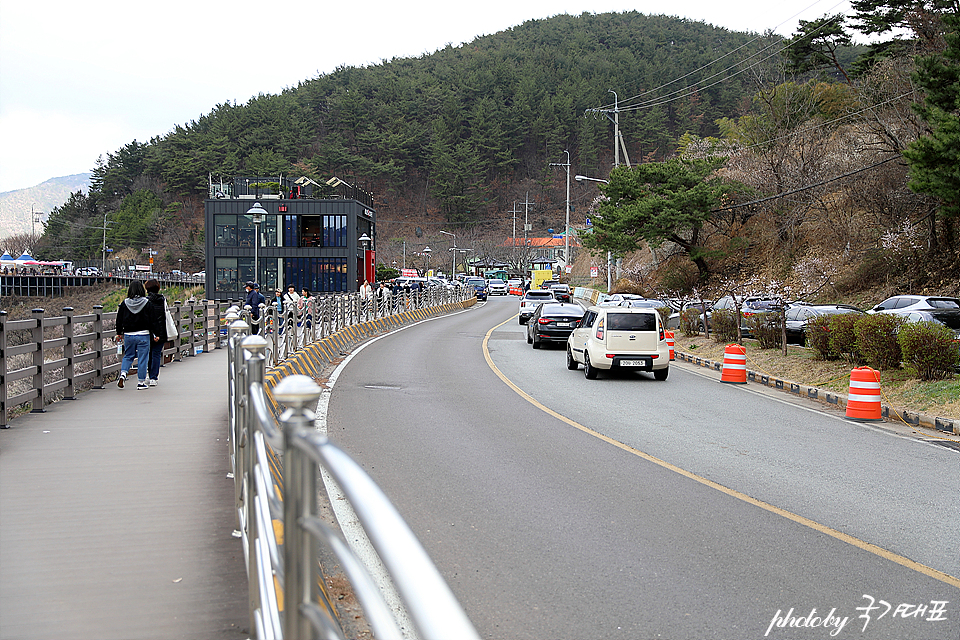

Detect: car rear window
930,298,960,309
526,292,554,299
606,313,657,331
930,311,960,329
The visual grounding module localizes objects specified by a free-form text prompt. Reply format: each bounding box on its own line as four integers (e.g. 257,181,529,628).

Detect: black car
548,283,572,302
527,302,586,349
784,304,865,344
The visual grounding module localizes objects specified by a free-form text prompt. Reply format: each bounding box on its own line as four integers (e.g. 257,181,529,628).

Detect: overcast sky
0,0,849,194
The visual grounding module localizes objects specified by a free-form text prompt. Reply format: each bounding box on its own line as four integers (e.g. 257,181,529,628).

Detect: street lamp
247,202,267,286
574,175,613,292
422,246,432,275
439,230,456,278
358,233,372,283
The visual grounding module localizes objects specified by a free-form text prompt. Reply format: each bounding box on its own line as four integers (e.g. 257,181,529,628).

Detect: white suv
566,306,670,380
518,290,556,324
487,279,508,295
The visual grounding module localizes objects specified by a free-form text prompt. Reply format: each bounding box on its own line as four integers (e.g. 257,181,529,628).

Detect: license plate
620,359,647,367
555,322,570,328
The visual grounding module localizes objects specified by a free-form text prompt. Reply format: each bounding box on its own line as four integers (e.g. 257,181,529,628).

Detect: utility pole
520,192,534,277
550,151,571,272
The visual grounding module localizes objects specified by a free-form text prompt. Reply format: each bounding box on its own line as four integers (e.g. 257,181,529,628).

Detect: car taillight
538,317,551,325
596,319,604,340
659,325,665,341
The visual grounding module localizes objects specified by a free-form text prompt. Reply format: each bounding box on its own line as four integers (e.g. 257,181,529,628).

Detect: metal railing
238,287,468,367
225,293,481,639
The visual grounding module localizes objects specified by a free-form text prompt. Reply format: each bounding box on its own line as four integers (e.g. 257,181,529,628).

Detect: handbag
164,300,178,339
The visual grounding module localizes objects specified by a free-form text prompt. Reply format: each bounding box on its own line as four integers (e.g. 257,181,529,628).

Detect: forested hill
87,12,770,230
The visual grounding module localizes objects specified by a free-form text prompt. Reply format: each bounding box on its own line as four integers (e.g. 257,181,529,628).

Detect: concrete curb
676,350,959,436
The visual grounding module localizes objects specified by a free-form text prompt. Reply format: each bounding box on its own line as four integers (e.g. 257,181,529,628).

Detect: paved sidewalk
0,348,249,640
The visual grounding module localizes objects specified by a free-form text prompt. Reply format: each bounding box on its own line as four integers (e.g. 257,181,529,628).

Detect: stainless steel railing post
274,376,323,640
241,334,268,636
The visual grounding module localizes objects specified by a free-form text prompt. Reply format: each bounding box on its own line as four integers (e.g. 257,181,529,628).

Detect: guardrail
239,287,467,368
225,290,481,639
0,300,234,428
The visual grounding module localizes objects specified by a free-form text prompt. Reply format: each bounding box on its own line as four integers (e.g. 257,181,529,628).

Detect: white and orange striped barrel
846,367,883,421
720,344,747,384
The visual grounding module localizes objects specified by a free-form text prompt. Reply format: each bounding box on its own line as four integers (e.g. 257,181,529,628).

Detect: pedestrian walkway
0,348,249,640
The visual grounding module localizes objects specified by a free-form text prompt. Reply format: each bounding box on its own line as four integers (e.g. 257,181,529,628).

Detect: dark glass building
204,176,375,301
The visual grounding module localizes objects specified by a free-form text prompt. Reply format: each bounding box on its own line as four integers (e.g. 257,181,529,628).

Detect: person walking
116,280,162,390
244,281,265,334
144,279,168,387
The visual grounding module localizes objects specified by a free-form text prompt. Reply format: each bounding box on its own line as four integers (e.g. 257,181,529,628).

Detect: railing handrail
227,287,480,639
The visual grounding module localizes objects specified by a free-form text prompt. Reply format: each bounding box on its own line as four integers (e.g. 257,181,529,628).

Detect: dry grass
674,334,960,420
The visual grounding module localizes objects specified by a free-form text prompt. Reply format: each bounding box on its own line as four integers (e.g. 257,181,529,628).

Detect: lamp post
439,230,456,278
574,174,612,293
422,246,432,276
358,233,371,283
247,202,267,286
550,151,571,272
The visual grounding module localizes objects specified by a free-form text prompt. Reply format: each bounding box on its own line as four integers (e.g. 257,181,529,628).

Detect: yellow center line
482,316,960,590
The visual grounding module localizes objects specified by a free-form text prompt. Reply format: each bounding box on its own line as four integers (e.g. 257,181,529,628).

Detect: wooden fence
0,300,237,428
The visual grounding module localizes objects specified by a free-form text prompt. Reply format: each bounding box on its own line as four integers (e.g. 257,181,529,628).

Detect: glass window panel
215,215,237,247
214,257,238,292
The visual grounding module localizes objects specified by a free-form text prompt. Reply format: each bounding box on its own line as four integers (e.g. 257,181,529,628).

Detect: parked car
507,278,523,290
548,283,572,302
466,277,488,300
518,290,556,324
602,293,643,303
487,279,508,295
75,266,102,276
709,295,784,337
566,306,670,380
527,302,586,348
784,304,865,345
868,295,960,314
667,300,713,330
600,297,669,309
894,308,960,339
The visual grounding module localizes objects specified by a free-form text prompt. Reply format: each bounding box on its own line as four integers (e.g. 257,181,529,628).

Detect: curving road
325,296,960,640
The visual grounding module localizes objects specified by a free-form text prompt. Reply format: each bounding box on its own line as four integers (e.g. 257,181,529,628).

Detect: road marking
481,317,960,590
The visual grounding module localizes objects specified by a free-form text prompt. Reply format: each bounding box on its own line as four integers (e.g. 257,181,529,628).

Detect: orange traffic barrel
846,367,883,421
666,331,676,361
720,344,747,384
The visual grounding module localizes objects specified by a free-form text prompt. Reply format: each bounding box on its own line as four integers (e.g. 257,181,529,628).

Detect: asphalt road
325,295,960,640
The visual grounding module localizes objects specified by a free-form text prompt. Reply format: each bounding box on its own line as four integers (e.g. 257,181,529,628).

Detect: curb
675,350,959,436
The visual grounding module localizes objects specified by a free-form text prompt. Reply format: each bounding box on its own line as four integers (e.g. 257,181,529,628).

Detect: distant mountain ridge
0,174,92,241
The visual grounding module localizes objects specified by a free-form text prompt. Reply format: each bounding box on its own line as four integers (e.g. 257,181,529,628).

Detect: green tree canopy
583,157,742,280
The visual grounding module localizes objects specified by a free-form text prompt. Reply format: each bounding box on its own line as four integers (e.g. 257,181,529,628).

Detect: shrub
806,315,835,359
711,309,739,343
656,306,672,330
680,308,703,336
854,313,905,370
828,313,862,364
898,321,960,381
747,311,782,349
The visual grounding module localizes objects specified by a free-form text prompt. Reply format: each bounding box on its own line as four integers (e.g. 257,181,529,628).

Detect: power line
712,154,901,212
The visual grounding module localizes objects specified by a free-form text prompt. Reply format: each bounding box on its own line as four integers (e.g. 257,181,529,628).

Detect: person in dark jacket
244,281,265,334
144,279,168,387
116,280,163,390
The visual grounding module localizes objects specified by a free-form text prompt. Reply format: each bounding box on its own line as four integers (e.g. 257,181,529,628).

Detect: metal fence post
31,308,45,413
241,333,268,634
92,305,105,388
63,307,76,400
275,375,323,640
0,311,8,428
